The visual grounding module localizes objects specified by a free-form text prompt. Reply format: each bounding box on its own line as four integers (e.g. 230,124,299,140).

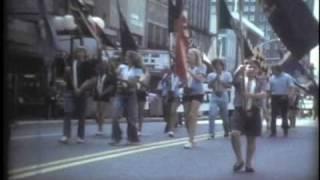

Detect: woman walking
182,48,207,149
109,51,147,145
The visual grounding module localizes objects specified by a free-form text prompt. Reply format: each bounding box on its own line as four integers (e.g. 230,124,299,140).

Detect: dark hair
260,67,268,73
249,60,261,69
211,58,225,70
74,47,88,60
126,50,144,68
272,65,282,72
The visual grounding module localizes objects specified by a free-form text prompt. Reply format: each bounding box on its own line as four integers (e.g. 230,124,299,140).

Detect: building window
147,23,167,49
211,6,216,14
244,6,249,12
250,5,255,12
250,15,254,21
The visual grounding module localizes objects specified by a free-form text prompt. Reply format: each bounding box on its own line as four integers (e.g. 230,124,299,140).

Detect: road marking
9,134,214,174
10,119,316,141
11,119,317,140
10,133,61,141
9,133,223,180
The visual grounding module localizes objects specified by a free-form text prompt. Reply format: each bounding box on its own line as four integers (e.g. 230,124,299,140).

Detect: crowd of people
52,46,306,172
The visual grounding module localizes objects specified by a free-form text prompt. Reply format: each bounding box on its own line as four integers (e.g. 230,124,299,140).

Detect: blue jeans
63,90,87,139
208,93,229,136
111,93,139,142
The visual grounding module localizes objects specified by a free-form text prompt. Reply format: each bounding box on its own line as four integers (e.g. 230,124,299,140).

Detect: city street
8,118,318,180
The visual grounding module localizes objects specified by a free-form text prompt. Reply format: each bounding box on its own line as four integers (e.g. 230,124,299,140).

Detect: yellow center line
9,133,223,180
10,135,196,174
10,134,222,179
9,131,225,177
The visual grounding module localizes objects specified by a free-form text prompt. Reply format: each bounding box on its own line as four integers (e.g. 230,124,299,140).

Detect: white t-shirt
227,86,235,110
118,64,144,81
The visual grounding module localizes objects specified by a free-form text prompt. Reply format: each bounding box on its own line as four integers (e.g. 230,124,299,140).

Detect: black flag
218,0,253,58
168,0,183,33
38,0,60,51
95,25,116,48
262,0,319,60
70,2,116,48
217,0,233,30
116,1,138,55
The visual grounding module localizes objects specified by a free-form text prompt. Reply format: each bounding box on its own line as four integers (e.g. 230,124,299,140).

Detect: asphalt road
8,118,319,180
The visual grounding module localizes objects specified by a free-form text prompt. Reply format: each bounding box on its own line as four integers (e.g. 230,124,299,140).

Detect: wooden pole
238,0,247,109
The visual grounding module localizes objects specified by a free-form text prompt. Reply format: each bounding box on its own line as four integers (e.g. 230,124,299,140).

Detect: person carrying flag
182,48,207,149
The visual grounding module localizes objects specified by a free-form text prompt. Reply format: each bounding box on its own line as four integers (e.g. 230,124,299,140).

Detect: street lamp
255,38,280,49
53,15,78,32
53,13,105,57
252,38,281,60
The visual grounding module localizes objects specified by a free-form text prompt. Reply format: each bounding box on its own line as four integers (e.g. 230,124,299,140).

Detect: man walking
269,65,294,137
207,59,232,138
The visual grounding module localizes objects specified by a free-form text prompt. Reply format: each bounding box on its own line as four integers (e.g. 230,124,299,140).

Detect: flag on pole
168,0,183,33
95,25,116,48
71,4,115,48
261,0,319,60
217,0,253,59
217,0,233,30
175,10,189,81
116,1,138,55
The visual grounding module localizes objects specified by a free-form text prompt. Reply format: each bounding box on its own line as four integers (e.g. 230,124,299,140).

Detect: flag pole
169,32,174,66
238,0,247,109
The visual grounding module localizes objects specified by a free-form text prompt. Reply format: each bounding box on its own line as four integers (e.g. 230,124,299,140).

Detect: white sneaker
183,142,193,149
95,131,104,136
59,136,69,144
208,134,215,140
168,131,175,137
76,137,85,144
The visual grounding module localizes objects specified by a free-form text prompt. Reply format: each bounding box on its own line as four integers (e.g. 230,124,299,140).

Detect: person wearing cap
207,58,233,139
59,46,97,144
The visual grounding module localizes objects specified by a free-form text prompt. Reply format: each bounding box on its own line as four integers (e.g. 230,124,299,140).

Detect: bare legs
184,100,201,147
231,130,256,171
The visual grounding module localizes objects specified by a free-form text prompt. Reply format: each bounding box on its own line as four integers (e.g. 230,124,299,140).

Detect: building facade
185,0,212,53
93,0,147,47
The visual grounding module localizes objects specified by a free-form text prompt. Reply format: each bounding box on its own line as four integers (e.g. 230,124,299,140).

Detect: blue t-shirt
188,65,207,95
270,72,294,95
160,73,181,97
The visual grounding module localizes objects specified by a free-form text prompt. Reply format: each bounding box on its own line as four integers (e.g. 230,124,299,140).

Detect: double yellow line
9,133,223,180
